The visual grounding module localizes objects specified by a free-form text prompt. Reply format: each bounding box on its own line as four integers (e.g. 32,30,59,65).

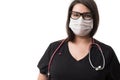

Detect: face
71,3,92,20
69,3,93,37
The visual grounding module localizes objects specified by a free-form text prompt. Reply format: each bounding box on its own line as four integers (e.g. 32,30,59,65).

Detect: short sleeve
108,47,120,80
37,43,52,75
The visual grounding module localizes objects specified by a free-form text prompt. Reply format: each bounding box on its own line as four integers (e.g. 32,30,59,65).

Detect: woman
37,0,120,80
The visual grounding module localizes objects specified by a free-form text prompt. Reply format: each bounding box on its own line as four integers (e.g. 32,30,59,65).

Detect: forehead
72,3,90,13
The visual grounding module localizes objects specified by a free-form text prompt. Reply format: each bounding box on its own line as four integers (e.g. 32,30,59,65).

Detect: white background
0,0,120,80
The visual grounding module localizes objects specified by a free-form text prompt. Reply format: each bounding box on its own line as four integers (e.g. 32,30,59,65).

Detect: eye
86,14,92,18
83,13,93,20
71,12,81,19
72,12,80,17
73,12,80,17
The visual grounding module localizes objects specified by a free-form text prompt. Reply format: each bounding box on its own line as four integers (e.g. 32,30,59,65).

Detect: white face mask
69,17,93,36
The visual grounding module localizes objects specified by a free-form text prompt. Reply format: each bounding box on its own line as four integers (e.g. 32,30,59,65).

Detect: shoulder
46,39,66,56
94,38,115,58
94,38,116,64
48,39,66,51
50,39,63,46
50,38,67,47
94,38,113,51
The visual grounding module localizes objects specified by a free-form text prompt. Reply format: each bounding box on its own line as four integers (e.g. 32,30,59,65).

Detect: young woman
37,0,120,80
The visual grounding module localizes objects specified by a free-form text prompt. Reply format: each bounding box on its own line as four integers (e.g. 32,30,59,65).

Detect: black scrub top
37,39,120,80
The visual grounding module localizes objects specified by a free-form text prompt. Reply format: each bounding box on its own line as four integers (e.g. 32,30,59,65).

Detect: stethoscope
47,38,105,76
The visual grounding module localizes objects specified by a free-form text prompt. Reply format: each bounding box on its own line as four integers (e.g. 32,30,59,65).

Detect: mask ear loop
47,39,66,76
88,38,105,71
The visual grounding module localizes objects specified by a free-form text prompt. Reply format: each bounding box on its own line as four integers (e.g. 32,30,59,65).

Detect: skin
68,3,92,61
37,73,48,80
38,3,92,80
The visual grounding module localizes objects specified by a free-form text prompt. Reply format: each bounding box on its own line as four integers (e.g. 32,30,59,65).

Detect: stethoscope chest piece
95,66,102,71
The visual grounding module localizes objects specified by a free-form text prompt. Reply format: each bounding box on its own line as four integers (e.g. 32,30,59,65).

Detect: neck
73,36,92,45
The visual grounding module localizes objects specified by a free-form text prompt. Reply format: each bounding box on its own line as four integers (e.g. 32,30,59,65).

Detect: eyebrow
72,11,91,14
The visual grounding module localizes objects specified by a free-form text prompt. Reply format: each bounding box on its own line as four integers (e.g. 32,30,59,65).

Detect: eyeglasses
70,11,93,20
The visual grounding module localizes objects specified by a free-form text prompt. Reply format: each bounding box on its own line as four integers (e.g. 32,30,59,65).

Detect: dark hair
66,0,99,41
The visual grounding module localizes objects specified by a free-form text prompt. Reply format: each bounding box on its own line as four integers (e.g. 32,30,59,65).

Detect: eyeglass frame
70,11,93,20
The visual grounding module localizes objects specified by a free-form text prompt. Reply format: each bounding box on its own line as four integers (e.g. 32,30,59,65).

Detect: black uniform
37,39,120,80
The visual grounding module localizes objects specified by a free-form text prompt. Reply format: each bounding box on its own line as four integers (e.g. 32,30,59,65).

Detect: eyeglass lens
71,11,92,20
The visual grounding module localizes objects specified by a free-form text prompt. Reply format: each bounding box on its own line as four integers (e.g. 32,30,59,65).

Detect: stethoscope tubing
88,41,105,71
48,39,66,76
47,38,105,76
